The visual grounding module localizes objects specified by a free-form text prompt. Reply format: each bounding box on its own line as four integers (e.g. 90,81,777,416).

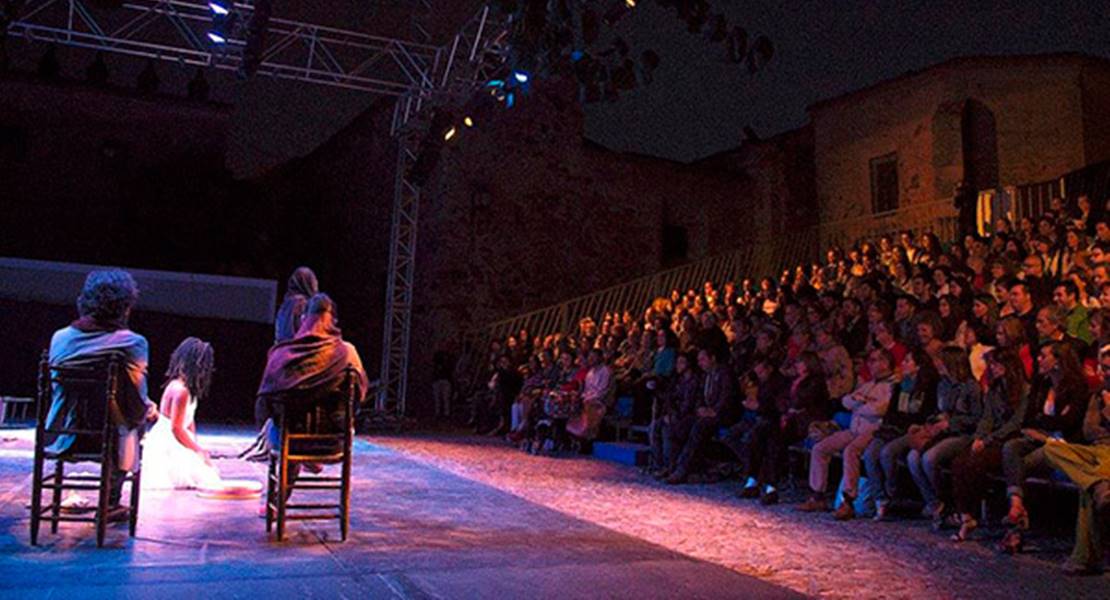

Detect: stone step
592,441,650,467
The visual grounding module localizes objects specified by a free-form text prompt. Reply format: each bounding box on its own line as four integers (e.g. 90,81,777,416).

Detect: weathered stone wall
1081,62,1110,168
400,78,810,415
811,56,1096,229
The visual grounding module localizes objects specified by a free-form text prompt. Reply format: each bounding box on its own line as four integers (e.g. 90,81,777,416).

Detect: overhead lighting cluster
207,1,236,45
491,0,774,106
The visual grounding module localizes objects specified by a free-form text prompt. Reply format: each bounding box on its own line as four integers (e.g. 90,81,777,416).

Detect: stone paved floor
374,434,1110,599
0,427,795,600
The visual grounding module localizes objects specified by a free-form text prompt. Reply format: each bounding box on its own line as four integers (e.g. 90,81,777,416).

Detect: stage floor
0,426,794,599
0,426,1106,599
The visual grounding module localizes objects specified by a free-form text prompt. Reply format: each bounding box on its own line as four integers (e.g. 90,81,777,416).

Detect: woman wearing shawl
244,267,320,460
273,267,319,343
258,293,368,452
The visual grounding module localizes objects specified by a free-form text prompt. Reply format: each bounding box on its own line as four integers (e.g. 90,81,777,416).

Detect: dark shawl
258,314,367,403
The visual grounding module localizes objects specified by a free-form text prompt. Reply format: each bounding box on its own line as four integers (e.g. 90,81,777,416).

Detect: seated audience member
1006,280,1041,347
481,354,523,436
508,353,551,443
567,348,613,443
1054,280,1094,344
651,352,702,476
862,348,939,521
797,349,897,514
1035,305,1089,362
814,325,854,400
47,269,156,519
781,351,832,445
527,351,581,453
724,358,787,503
665,348,737,484
995,316,1035,380
963,322,995,383
632,329,677,423
257,294,368,469
999,342,1090,553
949,348,1030,541
908,346,982,525
1044,355,1110,575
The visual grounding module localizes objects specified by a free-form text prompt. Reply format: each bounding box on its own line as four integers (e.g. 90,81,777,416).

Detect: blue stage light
512,70,529,84
486,79,505,88
208,2,230,16
207,31,227,44
506,92,515,108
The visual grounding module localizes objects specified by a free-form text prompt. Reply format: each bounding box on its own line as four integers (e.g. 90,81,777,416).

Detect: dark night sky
225,1,1109,175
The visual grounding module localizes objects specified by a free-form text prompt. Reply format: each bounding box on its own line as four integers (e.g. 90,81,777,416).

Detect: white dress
142,382,221,490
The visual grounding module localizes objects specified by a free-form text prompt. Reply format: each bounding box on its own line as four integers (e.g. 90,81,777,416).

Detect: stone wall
810,56,1100,232
402,78,810,415
1081,62,1110,168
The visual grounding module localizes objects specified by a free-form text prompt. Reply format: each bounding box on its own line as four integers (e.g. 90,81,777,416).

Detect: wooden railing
1013,178,1064,224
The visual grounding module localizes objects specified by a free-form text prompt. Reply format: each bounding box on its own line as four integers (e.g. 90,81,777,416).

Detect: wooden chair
30,351,142,547
265,367,356,541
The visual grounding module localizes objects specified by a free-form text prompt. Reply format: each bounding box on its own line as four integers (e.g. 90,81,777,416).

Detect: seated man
797,348,896,516
665,348,738,484
722,358,787,504
1043,354,1110,576
650,351,701,476
46,269,156,520
258,293,368,459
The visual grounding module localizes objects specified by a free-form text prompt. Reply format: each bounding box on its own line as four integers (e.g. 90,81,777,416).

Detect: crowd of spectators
466,193,1110,576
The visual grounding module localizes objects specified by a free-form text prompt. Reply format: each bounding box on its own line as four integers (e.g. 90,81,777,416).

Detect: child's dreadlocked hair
165,337,215,401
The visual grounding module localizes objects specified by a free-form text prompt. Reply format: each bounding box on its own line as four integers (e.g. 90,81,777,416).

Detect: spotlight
512,70,529,84
444,126,457,141
625,0,636,7
464,116,474,127
207,2,237,47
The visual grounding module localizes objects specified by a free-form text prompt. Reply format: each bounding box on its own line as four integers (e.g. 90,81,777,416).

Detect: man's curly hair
76,269,139,323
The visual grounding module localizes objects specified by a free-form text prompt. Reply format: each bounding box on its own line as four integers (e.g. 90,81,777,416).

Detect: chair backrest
266,366,359,435
37,350,123,450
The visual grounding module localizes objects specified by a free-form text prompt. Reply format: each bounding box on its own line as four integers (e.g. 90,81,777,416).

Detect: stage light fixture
444,126,457,141
512,70,529,84
464,117,474,127
625,0,636,7
207,1,237,47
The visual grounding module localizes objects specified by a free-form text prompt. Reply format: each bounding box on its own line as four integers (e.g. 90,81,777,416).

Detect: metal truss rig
6,1,509,419
7,0,446,95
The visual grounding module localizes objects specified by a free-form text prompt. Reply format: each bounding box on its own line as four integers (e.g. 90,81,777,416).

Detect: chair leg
265,455,275,533
50,460,63,534
29,443,45,546
340,451,352,542
96,464,111,548
128,468,141,537
276,455,288,541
